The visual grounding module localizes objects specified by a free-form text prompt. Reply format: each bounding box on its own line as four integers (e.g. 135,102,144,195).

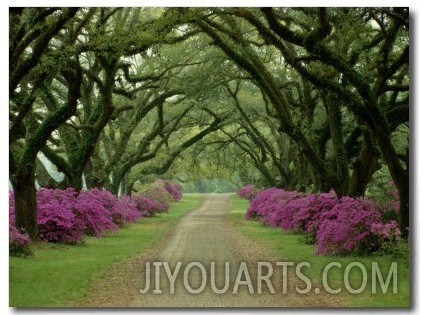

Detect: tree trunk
11,164,38,239
373,123,409,236
297,152,308,191
347,128,380,197
119,174,127,197
126,180,135,196
83,160,106,189
108,169,125,196
68,171,84,192
326,93,349,196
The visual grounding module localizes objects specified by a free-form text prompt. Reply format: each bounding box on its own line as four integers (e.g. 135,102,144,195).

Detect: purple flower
237,185,260,201
315,197,382,255
131,194,164,217
159,179,183,201
246,187,303,228
36,188,85,243
73,189,119,237
292,192,338,234
9,224,32,256
243,186,402,256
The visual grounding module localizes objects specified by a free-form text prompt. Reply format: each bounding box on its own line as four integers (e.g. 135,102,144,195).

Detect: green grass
9,193,203,307
230,196,410,307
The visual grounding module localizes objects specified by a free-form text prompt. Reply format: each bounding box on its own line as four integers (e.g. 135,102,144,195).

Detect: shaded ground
80,194,345,307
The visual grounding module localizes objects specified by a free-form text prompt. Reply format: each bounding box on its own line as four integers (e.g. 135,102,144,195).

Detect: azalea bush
9,191,32,256
36,188,86,244
374,181,400,223
160,179,183,201
292,192,339,243
246,187,282,220
315,197,382,255
371,220,401,242
9,180,183,254
243,185,404,256
9,225,32,257
245,188,303,227
131,194,164,217
8,186,155,249
76,189,141,229
236,185,259,201
73,189,119,237
137,182,170,214
113,196,144,226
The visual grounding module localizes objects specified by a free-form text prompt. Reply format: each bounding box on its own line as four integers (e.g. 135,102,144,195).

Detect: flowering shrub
9,191,32,256
268,192,306,229
9,187,149,249
131,194,164,217
113,196,144,225
243,184,403,256
9,225,32,257
315,197,382,255
373,181,401,224
292,192,338,235
73,189,119,237
74,188,142,229
160,179,183,201
246,187,283,220
237,185,259,201
371,220,401,242
246,188,303,227
36,188,86,244
137,183,170,214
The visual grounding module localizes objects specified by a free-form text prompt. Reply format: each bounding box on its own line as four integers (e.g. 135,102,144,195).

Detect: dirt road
81,194,343,307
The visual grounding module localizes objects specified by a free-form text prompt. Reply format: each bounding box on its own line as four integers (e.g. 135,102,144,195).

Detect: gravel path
81,194,344,307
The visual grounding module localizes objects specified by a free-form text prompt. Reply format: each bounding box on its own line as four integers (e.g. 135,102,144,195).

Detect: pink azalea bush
246,188,303,227
292,192,338,235
9,224,32,256
36,188,86,244
9,191,32,256
137,183,170,214
243,185,403,256
113,196,144,225
371,220,401,241
374,181,400,223
76,189,141,229
268,192,306,229
73,189,119,237
160,179,183,201
9,185,159,249
131,194,164,217
237,185,259,201
315,197,382,255
246,187,283,220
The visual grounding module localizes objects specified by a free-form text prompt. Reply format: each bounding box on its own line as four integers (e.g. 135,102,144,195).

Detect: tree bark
347,128,380,197
11,163,38,239
325,93,349,196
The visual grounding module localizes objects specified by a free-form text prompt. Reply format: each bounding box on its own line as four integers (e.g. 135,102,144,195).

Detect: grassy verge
230,195,409,307
9,193,203,307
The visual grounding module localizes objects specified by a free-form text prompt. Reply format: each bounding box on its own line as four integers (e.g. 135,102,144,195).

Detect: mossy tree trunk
11,164,38,239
